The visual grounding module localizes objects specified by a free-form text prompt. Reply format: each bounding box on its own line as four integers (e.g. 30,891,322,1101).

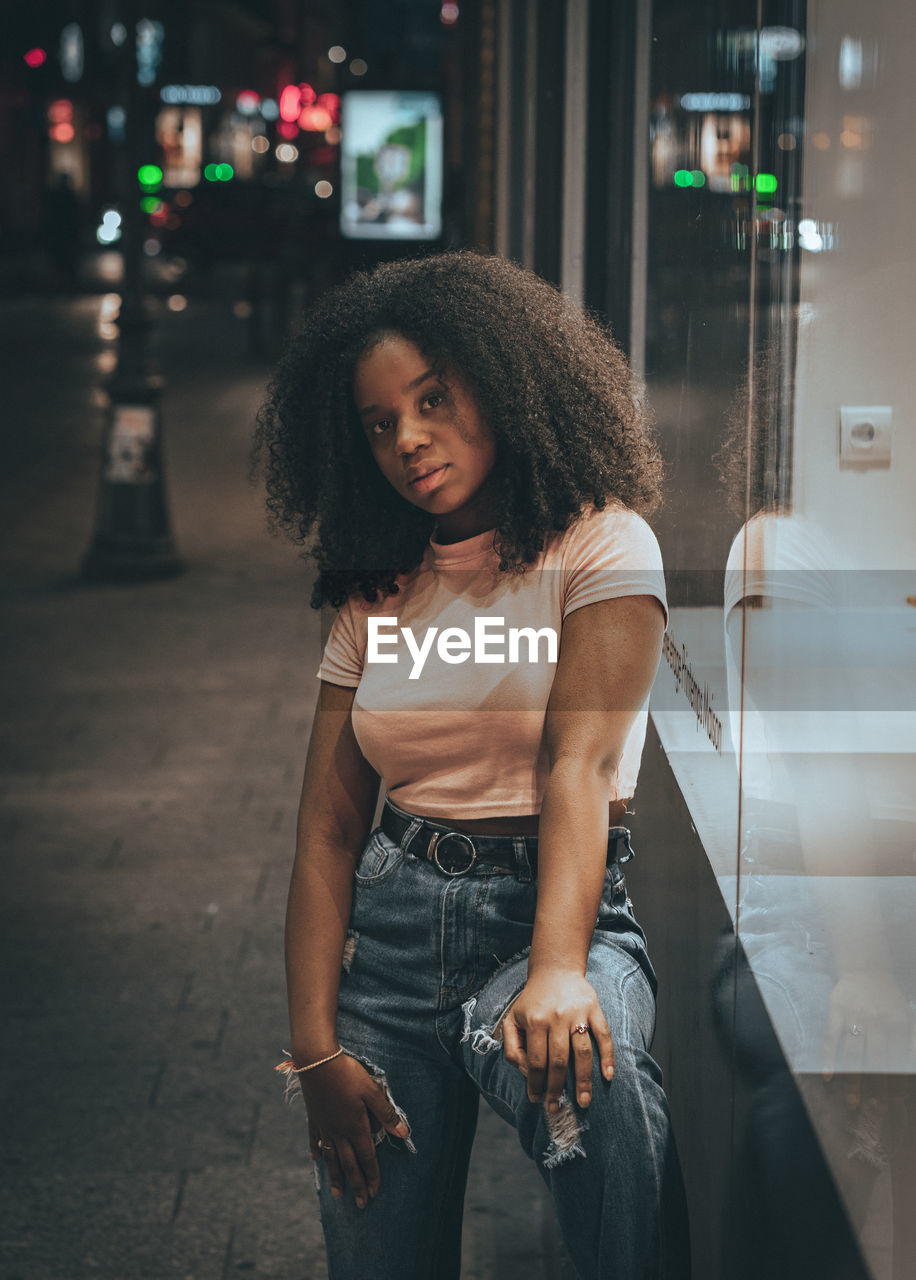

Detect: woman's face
353,334,499,544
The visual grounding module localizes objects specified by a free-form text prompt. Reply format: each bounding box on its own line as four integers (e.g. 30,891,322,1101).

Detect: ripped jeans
315,800,690,1280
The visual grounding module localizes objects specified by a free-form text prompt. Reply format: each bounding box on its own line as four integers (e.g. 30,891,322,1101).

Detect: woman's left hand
501,970,614,1112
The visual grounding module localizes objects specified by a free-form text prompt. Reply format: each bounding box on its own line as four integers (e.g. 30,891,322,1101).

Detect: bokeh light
96,210,122,244
167,295,188,312
236,91,260,115
328,45,347,63
24,48,47,68
300,105,333,132
441,3,460,23
98,294,121,340
279,84,302,122
137,163,163,189
315,181,333,199
143,238,162,256
276,144,299,163
251,135,270,154
350,59,368,76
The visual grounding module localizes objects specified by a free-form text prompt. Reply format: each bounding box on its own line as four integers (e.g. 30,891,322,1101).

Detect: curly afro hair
253,251,663,608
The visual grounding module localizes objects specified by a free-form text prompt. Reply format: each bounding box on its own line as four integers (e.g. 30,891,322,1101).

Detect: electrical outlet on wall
839,405,893,468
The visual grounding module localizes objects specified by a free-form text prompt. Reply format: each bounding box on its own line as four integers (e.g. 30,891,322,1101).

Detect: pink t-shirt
318,503,667,819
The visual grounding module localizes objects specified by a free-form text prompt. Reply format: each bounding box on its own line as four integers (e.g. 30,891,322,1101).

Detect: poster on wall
340,91,443,240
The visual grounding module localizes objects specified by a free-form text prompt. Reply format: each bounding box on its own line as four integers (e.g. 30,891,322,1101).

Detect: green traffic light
215,163,234,181
137,164,163,186
756,173,778,194
674,169,692,187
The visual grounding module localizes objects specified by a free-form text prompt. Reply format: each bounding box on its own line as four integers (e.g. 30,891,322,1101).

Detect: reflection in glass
646,0,916,1275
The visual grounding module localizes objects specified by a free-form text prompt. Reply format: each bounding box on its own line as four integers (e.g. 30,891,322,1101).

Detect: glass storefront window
646,1,916,1275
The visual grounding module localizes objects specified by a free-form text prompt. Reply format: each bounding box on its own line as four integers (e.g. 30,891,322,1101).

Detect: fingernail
604,1065,614,1080
331,1188,343,1199
578,1090,591,1106
395,1121,409,1138
547,1101,559,1114
356,1197,366,1210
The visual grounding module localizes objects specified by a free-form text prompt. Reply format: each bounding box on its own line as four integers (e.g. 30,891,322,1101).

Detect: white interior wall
793,0,916,573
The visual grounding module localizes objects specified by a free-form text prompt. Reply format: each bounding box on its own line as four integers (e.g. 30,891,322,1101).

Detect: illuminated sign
679,93,751,112
340,91,443,241
160,85,221,105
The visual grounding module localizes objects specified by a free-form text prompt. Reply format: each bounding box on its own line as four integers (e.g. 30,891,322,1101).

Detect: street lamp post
82,4,183,581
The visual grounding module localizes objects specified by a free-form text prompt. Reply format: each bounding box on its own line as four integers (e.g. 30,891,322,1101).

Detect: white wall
793,0,916,573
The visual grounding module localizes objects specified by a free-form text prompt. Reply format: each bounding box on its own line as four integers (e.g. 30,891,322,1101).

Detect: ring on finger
573,1024,589,1035
317,1139,336,1153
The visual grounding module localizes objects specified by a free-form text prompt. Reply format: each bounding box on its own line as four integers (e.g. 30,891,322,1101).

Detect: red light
299,105,333,132
309,146,337,167
277,119,299,140
299,83,316,106
48,99,74,124
49,123,75,143
237,90,260,112
317,92,341,123
279,84,302,122
24,47,47,68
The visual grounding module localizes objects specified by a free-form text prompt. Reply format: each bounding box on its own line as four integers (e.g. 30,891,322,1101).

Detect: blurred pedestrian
255,252,690,1279
44,172,82,290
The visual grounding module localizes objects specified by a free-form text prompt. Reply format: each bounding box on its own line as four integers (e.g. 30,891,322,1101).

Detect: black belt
380,800,634,878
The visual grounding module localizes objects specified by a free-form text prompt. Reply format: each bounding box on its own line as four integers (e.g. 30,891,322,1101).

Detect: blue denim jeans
315,799,691,1279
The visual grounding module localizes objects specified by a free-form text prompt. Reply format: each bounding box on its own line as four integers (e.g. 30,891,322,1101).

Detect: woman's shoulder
544,501,663,570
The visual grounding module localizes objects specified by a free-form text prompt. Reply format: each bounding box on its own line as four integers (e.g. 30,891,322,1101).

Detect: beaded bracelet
275,1046,344,1075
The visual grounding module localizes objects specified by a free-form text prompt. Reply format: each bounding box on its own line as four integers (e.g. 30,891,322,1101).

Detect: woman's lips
409,464,448,494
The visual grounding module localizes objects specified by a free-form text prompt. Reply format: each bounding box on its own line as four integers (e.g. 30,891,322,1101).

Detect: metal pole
82,2,183,581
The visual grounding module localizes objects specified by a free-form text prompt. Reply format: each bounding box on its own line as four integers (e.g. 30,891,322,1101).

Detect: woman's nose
395,414,431,455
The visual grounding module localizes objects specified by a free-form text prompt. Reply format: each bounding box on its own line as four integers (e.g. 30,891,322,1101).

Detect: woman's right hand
299,1052,410,1208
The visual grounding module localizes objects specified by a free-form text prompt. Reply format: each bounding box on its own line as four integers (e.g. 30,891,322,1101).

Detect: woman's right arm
286,680,377,1064
286,679,409,1205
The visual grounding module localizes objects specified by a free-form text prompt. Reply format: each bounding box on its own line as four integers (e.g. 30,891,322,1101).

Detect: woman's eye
424,393,443,409
371,419,392,435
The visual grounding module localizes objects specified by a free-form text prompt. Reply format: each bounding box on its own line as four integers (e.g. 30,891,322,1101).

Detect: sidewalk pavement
0,285,573,1279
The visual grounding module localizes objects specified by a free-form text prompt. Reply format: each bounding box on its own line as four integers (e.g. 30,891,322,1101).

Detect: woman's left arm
500,594,666,1113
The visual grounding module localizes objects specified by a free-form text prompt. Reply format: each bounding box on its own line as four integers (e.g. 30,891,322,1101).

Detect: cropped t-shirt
317,503,668,819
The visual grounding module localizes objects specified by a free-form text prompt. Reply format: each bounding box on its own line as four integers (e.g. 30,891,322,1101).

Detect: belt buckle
427,829,477,876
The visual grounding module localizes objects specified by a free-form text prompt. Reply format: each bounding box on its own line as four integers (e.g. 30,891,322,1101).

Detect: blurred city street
0,276,573,1279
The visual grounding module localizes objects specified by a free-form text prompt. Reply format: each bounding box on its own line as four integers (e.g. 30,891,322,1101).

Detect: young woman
255,252,690,1279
